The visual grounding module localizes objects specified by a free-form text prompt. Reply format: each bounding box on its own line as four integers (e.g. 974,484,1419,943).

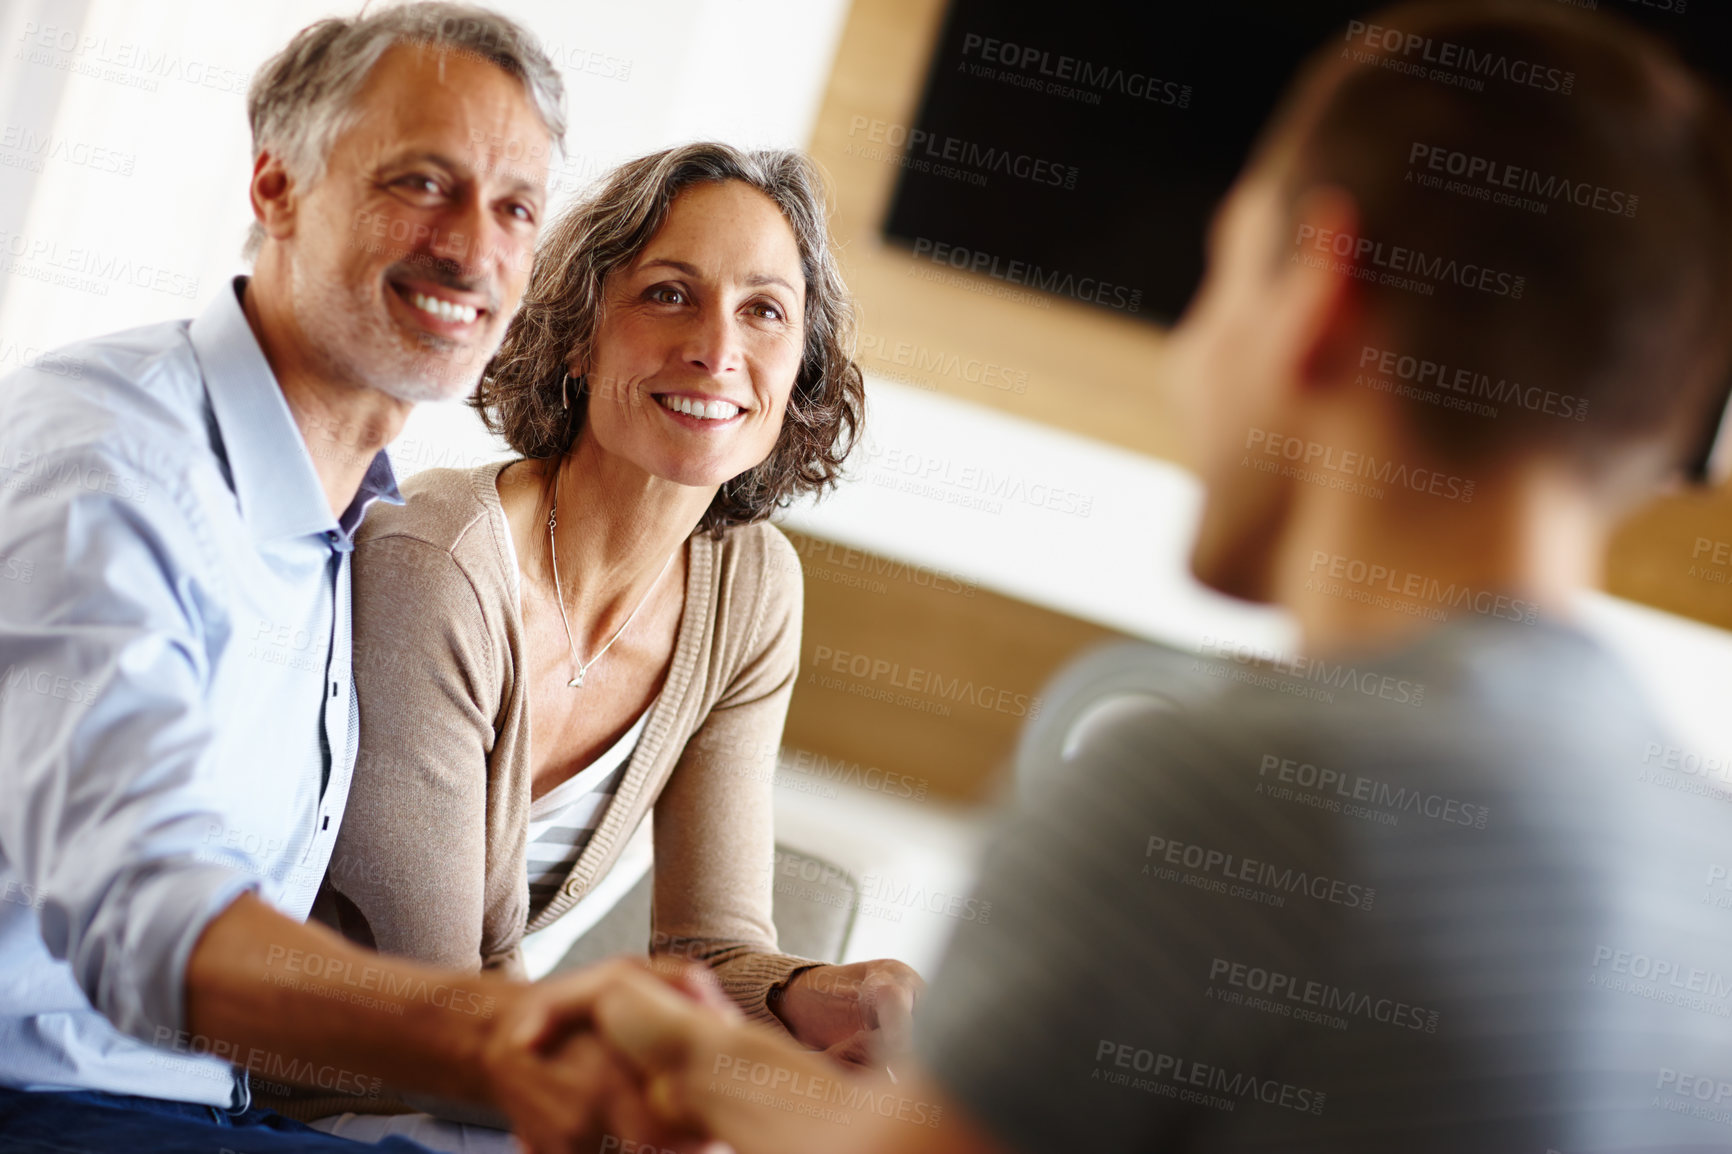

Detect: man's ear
1280,186,1366,397
250,151,298,246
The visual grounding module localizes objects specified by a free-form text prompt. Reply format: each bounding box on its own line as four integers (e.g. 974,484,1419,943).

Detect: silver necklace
546,502,677,689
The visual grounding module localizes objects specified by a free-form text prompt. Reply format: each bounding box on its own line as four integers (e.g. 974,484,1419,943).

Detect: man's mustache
385,255,500,314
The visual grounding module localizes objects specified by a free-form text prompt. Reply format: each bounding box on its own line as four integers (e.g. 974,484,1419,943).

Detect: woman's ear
562,353,589,409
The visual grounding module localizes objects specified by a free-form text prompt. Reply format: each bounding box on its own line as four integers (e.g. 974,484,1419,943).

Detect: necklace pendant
568,668,585,689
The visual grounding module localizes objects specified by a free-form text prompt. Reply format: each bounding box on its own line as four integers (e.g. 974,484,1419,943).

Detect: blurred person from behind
565,4,1732,1153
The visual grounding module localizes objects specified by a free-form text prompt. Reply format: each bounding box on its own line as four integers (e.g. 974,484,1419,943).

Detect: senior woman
290,143,918,1139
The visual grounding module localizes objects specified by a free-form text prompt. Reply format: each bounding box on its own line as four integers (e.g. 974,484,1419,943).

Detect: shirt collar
339,448,403,542
190,277,401,547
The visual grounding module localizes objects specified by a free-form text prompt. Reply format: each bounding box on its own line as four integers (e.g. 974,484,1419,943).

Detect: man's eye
398,176,442,196
505,202,535,224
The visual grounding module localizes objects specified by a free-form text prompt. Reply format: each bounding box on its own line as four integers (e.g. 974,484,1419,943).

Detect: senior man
0,5,681,1152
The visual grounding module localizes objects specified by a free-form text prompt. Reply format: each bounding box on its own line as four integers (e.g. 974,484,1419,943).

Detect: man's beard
288,258,497,404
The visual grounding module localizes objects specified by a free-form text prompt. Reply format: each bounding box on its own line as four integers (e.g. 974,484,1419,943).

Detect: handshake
481,956,931,1154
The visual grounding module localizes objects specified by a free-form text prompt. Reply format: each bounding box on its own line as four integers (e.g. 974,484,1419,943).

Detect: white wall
0,0,850,348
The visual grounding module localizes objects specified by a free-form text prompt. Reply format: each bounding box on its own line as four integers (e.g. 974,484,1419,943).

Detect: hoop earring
561,372,573,410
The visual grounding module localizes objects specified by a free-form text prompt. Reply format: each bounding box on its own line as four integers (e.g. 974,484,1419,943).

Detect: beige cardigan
277,462,815,1118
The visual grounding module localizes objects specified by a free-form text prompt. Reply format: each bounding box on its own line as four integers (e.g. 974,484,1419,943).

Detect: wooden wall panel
780,531,1120,802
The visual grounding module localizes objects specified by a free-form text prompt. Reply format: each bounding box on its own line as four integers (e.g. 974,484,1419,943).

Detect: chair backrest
767,845,859,963
1014,640,1218,799
545,842,859,976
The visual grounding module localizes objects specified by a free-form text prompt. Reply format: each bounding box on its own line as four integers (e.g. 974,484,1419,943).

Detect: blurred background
5,0,1731,978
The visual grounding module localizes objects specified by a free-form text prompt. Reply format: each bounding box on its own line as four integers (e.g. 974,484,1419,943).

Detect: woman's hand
770,959,924,1069
480,956,737,1154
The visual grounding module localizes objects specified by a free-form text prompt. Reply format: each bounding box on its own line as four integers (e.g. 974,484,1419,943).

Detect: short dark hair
1257,0,1732,488
472,143,866,537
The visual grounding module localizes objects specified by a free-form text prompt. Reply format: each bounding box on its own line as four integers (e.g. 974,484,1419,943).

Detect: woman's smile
653,390,749,426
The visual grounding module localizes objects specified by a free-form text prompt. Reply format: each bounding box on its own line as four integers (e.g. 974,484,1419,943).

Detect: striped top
525,707,651,914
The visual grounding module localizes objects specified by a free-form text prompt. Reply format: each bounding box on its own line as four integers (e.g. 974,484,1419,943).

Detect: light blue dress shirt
0,277,400,1109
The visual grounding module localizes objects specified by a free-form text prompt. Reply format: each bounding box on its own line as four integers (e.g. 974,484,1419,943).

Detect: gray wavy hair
243,2,566,259
473,142,867,538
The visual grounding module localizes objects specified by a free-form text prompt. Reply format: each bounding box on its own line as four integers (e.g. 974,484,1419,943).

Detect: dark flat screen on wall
882,0,1728,324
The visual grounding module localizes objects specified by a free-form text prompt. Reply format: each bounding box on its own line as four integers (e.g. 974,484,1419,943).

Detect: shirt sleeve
0,441,261,1044
913,705,1330,1154
651,524,819,1029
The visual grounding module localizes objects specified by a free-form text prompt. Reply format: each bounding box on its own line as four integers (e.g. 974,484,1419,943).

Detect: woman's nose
681,306,743,375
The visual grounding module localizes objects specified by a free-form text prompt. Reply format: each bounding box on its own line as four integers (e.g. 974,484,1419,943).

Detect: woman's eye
751,301,785,321
649,285,687,305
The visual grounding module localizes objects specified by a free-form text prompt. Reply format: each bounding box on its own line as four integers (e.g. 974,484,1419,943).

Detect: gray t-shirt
916,619,1732,1154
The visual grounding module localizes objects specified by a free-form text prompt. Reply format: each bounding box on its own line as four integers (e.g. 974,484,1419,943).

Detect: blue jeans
0,1085,436,1152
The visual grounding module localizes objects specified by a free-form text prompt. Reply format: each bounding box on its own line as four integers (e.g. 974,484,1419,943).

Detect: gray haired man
0,5,666,1150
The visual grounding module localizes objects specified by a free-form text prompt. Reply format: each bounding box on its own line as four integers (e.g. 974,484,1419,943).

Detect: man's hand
772,960,924,1069
483,957,738,1154
587,966,1004,1154
186,900,730,1154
